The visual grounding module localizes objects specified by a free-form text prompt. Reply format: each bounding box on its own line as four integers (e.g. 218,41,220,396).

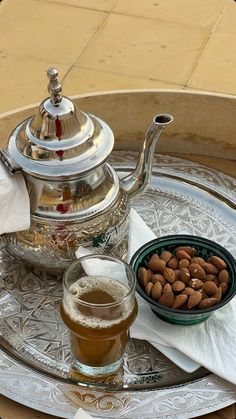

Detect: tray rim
0,347,236,419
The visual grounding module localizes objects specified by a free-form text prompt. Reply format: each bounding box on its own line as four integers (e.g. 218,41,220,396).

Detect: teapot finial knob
47,67,62,104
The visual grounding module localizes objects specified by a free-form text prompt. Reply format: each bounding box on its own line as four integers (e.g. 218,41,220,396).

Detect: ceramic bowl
130,235,236,325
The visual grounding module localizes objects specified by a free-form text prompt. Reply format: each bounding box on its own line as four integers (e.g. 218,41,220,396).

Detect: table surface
1,155,236,419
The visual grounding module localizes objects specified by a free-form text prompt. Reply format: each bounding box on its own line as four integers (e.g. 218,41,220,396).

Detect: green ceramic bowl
130,235,236,325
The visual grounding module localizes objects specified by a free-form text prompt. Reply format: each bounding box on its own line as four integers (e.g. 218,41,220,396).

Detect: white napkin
73,408,93,418
128,209,236,385
0,162,30,234
75,246,127,281
128,209,200,372
76,209,200,373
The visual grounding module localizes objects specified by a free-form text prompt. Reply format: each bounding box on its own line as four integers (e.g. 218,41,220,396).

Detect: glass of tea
61,254,137,377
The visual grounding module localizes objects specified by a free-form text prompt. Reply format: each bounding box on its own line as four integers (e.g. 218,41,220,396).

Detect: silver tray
0,154,236,418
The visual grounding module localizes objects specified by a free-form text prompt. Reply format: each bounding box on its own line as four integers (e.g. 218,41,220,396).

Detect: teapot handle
0,149,21,175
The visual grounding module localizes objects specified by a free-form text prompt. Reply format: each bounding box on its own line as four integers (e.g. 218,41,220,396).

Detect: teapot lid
7,68,114,177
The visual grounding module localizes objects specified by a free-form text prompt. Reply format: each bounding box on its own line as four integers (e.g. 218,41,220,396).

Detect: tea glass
61,254,137,377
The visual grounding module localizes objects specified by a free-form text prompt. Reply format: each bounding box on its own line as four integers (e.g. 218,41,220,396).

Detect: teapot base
3,221,129,272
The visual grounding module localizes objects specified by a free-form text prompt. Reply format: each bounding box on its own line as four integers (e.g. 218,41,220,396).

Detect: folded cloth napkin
0,162,30,234
128,209,236,385
73,408,93,418
128,209,200,372
76,209,200,373
76,208,236,383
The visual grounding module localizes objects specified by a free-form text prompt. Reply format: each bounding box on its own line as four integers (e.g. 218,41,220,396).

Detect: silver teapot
0,68,173,270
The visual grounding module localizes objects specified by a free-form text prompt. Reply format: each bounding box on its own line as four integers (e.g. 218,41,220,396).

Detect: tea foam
63,276,133,329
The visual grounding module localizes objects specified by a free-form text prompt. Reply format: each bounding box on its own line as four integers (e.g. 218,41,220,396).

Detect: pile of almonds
138,246,229,310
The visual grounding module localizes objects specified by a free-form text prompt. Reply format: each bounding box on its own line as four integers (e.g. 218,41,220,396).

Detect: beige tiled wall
0,0,235,114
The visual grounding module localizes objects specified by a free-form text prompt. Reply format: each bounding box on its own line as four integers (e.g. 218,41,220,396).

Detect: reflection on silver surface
0,154,236,418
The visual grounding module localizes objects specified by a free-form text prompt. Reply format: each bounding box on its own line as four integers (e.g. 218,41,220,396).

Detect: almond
174,269,180,281
147,269,154,281
199,289,209,299
176,250,191,260
150,253,159,259
189,263,206,280
218,269,229,284
207,255,227,271
172,294,188,309
148,257,166,272
151,282,163,301
145,282,153,296
205,274,217,282
163,283,172,294
160,251,173,263
190,257,206,267
182,287,195,296
203,274,219,286
187,291,202,309
179,267,191,284
178,258,190,269
167,257,179,270
151,274,166,287
175,246,196,257
188,278,204,290
219,282,228,295
163,267,176,283
202,281,217,296
138,267,150,288
211,277,219,286
159,292,174,307
198,298,217,309
213,287,222,304
202,262,219,275
171,280,185,292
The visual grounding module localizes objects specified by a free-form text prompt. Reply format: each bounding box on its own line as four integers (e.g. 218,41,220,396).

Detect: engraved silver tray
0,154,236,418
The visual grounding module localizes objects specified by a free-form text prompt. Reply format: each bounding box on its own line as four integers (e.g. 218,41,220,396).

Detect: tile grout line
37,0,226,33
184,0,231,88
37,0,113,13
62,0,124,84
183,85,236,95
110,0,119,13
69,64,184,88
102,9,226,31
61,12,111,84
71,62,236,94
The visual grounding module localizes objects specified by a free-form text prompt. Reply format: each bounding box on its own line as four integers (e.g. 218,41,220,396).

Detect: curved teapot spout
121,114,174,199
